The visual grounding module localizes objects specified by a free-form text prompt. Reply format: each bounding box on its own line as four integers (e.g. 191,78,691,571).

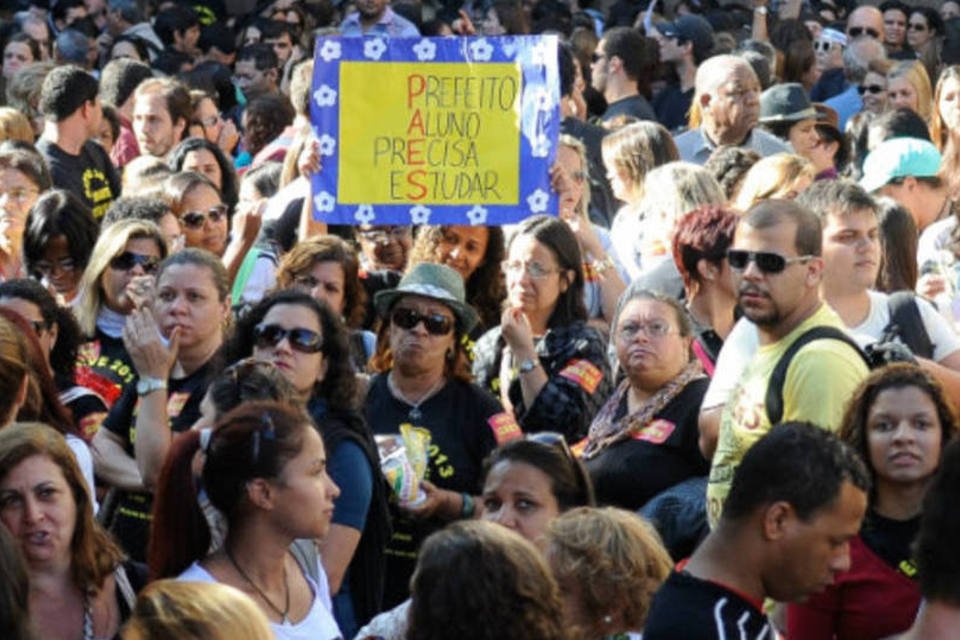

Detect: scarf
581,360,704,460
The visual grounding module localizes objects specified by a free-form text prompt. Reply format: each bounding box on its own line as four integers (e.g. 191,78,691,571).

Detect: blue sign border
309,35,560,226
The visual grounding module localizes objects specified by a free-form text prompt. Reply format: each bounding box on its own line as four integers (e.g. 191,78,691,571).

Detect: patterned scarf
581,360,704,460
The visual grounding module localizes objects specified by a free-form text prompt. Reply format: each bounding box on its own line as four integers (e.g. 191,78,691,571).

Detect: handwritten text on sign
310,36,560,226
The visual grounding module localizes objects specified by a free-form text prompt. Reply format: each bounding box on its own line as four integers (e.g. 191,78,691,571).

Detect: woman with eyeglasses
555,135,627,332
227,289,390,637
23,189,99,304
367,262,506,608
0,147,49,282
581,286,709,516
275,236,376,371
787,364,956,639
151,401,342,640
473,215,612,443
96,249,229,561
187,90,239,158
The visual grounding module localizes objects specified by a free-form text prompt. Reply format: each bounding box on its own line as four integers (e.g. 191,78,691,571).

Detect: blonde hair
0,107,34,143
559,134,591,218
734,153,815,210
74,219,168,336
122,580,273,640
546,507,672,636
888,60,934,122
601,122,679,203
637,162,726,230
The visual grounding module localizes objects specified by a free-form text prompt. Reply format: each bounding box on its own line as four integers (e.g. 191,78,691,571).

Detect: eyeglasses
527,431,577,464
0,187,38,205
358,227,410,244
858,83,885,95
110,251,160,274
254,323,324,353
181,204,228,229
908,23,927,32
33,257,77,276
501,260,559,280
618,320,675,340
390,307,455,336
847,26,881,39
727,249,815,274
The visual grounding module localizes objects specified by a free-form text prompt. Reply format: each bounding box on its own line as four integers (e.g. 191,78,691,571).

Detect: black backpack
764,292,934,425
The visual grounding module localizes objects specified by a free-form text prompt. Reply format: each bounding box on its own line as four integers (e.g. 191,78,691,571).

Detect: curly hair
546,507,671,637
838,363,958,500
0,422,125,593
275,236,367,329
226,289,357,413
406,226,506,330
242,93,294,157
407,521,569,640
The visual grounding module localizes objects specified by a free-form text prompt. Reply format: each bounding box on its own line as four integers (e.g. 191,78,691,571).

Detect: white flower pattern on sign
526,189,549,213
501,38,518,58
410,205,432,224
530,41,550,66
364,38,387,60
318,40,341,62
355,205,376,224
530,132,550,158
318,134,336,156
313,85,337,107
412,39,436,61
314,191,335,212
469,38,494,61
466,205,488,225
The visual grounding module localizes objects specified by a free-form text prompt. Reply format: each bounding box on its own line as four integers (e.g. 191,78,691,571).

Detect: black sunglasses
847,26,881,39
254,323,324,353
110,251,160,274
727,250,815,274
181,204,228,229
390,307,454,336
858,83,884,95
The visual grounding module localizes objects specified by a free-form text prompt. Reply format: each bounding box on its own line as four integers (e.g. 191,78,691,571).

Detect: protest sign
309,35,559,225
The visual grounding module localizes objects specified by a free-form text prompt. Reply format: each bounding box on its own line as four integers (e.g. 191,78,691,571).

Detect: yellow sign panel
337,62,521,205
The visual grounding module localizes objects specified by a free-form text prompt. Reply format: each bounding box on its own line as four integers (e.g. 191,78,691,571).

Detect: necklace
387,371,446,421
83,593,94,640
225,546,290,624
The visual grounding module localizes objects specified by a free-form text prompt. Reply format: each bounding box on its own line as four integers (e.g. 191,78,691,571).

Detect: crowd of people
5,0,960,638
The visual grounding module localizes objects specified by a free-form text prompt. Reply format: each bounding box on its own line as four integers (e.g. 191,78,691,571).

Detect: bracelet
592,255,615,275
461,492,476,518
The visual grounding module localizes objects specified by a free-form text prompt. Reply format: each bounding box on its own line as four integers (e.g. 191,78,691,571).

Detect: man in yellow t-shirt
707,200,869,526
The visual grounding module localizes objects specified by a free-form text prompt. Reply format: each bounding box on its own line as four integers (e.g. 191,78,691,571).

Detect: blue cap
860,137,942,193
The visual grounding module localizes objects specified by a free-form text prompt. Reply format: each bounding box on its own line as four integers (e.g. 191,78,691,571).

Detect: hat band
397,282,460,303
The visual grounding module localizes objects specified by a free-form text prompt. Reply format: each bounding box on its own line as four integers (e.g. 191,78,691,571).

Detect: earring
602,615,613,625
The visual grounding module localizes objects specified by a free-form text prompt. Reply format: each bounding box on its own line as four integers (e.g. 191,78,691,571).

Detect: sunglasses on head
727,249,815,274
254,323,324,353
847,26,881,39
527,431,577,463
110,251,160,274
390,307,454,336
181,204,228,229
857,83,885,95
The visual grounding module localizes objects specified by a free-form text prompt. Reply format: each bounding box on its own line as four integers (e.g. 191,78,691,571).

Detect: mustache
738,285,769,298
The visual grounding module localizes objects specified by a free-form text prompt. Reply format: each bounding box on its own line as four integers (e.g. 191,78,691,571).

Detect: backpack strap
765,326,869,426
885,291,935,360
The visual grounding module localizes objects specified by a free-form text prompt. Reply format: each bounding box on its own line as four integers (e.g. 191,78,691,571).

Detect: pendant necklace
225,546,291,624
388,371,446,421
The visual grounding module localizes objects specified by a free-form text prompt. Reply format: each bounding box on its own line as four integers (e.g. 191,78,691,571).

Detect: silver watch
136,376,167,396
518,358,540,374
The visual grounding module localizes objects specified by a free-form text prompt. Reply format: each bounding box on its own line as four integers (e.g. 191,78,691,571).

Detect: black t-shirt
860,509,920,576
600,94,656,124
585,378,709,511
644,570,775,640
652,83,694,133
75,330,137,411
36,138,121,220
365,373,504,608
102,363,212,561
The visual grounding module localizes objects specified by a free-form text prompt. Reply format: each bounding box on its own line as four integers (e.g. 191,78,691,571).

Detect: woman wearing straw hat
366,262,509,608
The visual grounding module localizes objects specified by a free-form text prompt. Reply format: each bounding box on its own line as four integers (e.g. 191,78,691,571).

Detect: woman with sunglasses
163,171,230,257
96,249,229,560
227,289,390,637
152,401,342,640
367,262,506,608
581,286,709,519
787,364,957,639
906,7,944,69
23,189,99,304
473,215,612,443
0,147,49,283
859,59,894,115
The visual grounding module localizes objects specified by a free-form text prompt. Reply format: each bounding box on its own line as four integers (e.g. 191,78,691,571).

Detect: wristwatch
518,358,541,374
136,376,168,396
754,6,768,15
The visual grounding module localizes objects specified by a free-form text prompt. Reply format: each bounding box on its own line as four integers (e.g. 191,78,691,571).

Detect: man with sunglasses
590,27,656,125
705,200,869,527
846,5,884,42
